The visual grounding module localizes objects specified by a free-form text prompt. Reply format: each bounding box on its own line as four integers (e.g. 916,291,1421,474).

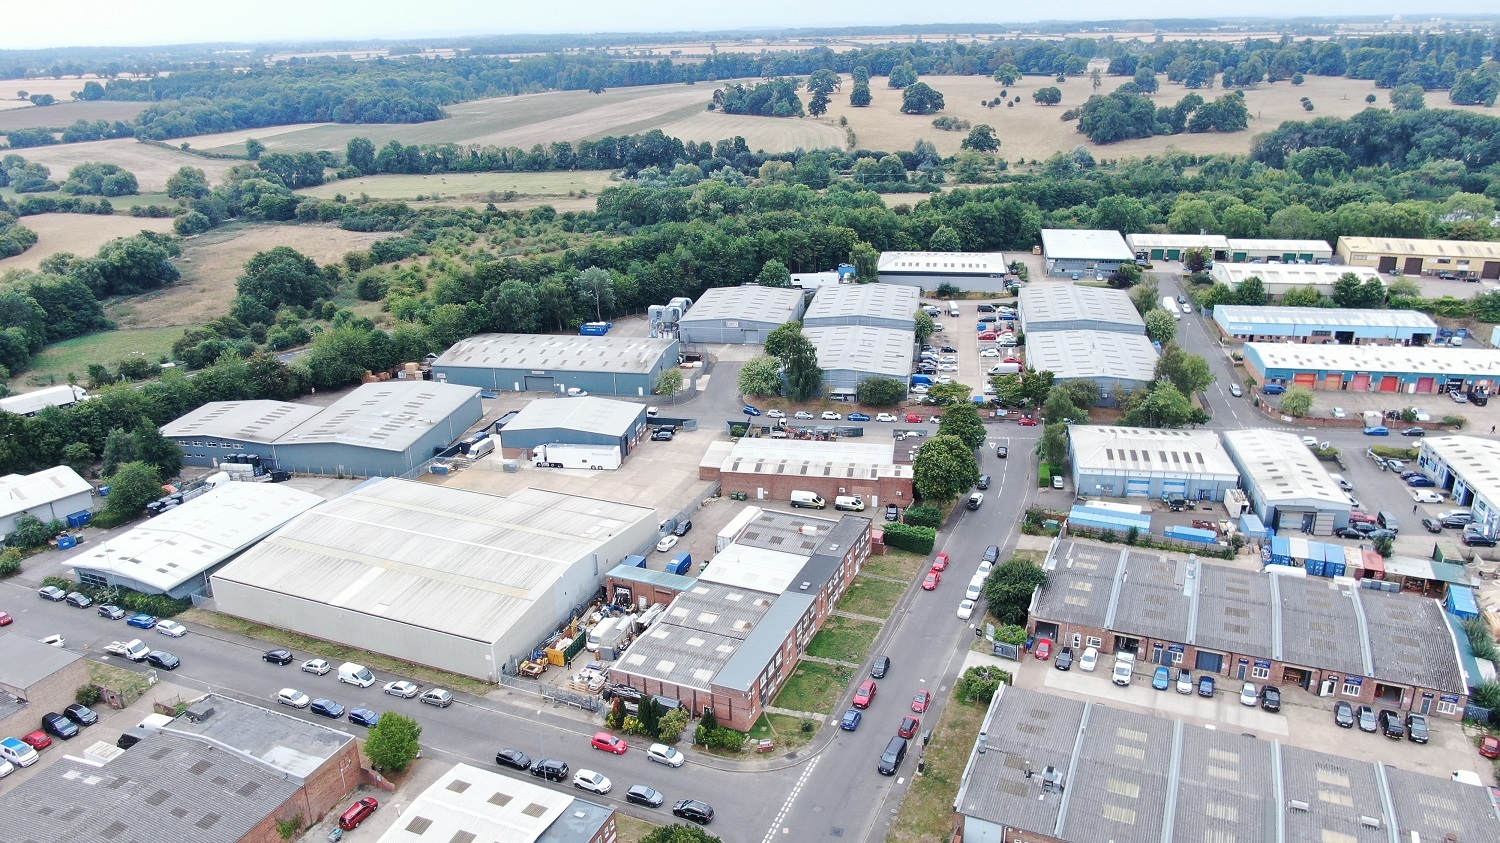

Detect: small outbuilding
876,251,1010,292
0,465,93,535
498,396,648,458
1022,331,1157,406
432,333,679,397
1068,426,1240,502
678,285,806,344
1040,229,1134,278
802,325,915,400
1223,429,1350,534
1018,285,1145,335
803,283,920,331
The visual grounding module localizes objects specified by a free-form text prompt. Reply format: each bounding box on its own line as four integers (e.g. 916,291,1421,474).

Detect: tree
1032,87,1062,105
1220,204,1265,239
654,369,683,397
237,246,329,315
132,418,183,479
900,82,945,115
101,461,164,521
1390,84,1425,112
937,404,986,449
345,136,376,174
927,382,972,407
573,266,615,321
928,225,961,252
992,64,1021,86
165,166,210,200
1155,344,1214,395
640,825,723,843
888,62,918,89
849,81,872,107
61,442,93,474
738,356,782,397
961,124,999,152
365,711,422,773
808,90,831,117
982,559,1047,625
1040,423,1069,466
1182,247,1211,273
913,311,934,345
1331,272,1387,308
857,377,906,406
1143,309,1177,344
1133,65,1159,94
1279,386,1314,418
1281,286,1325,307
913,434,980,502
758,259,792,288
1093,196,1151,235
100,428,139,477
1167,198,1218,234
781,333,823,402
764,323,803,360
1122,380,1204,428
955,665,1010,703
1234,276,1268,306
658,708,689,744
245,138,265,160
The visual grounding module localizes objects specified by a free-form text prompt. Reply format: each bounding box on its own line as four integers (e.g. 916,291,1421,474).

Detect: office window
1252,665,1270,680
1086,636,1102,648
1342,680,1362,696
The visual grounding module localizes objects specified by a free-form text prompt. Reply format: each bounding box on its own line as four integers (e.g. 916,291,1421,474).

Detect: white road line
762,754,820,843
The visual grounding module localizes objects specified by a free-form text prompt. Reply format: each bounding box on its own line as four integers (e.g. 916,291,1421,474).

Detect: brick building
699,437,915,514
0,632,90,740
376,763,615,843
1028,540,1469,719
611,509,871,729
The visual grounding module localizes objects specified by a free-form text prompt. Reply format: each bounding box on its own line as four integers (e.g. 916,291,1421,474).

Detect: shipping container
717,506,762,551
623,554,647,569
1305,559,1326,577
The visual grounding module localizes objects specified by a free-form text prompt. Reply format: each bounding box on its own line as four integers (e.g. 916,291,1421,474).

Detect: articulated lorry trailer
532,443,622,470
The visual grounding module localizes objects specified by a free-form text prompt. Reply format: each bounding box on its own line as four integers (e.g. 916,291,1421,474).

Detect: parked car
277,688,311,708
1356,705,1378,733
125,614,158,629
1055,646,1073,671
853,680,877,709
1412,490,1444,504
840,709,863,731
871,655,891,678
921,571,941,591
384,680,420,698
63,704,98,727
530,758,569,781
1377,709,1406,739
64,592,92,609
1113,656,1135,687
956,599,975,620
155,620,187,637
650,427,674,441
0,612,9,626
849,413,871,422
302,658,332,675
876,413,898,422
496,748,532,770
591,732,628,754
1364,426,1390,436
742,405,761,416
1033,639,1052,660
310,699,345,719
672,800,715,825
1262,383,1286,395
931,553,949,572
794,411,815,420
41,712,79,740
765,409,785,419
22,730,53,752
37,585,66,601
655,535,679,552
348,708,380,728
1260,686,1282,712
0,736,38,767
1463,530,1497,547
821,411,842,421
1152,667,1171,690
1480,735,1500,759
1197,675,1216,698
912,690,931,713
96,604,125,619
1405,712,1429,744
573,769,612,795
1079,647,1098,672
1334,701,1356,728
1176,671,1193,695
672,520,692,537
627,785,665,808
885,504,900,522
1018,416,1038,426
1422,517,1444,533
1402,427,1426,437
898,716,920,739
338,797,379,831
262,649,294,665
420,688,454,708
1406,476,1436,488
145,651,180,670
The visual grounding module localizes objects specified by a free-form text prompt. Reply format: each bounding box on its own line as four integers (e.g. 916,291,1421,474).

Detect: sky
3,1,1496,50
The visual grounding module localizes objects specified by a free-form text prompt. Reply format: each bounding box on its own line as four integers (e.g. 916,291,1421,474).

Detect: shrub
1472,680,1500,711
1038,463,1054,488
709,727,745,751
75,685,102,706
1442,415,1467,429
956,665,1011,704
658,708,689,743
42,575,73,592
883,522,936,554
605,697,625,730
0,548,21,579
276,815,304,840
903,505,943,529
7,515,60,549
995,624,1028,645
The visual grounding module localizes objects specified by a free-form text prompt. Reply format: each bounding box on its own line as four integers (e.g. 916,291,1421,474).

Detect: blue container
1305,559,1326,577
1327,561,1346,578
56,534,78,549
66,511,92,529
665,552,693,575
623,554,647,569
428,463,450,475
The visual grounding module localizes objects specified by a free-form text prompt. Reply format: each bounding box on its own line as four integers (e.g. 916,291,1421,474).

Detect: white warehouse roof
1223,430,1348,508
877,251,1008,276
504,396,643,438
0,466,91,520
802,326,914,379
804,283,920,322
1213,306,1438,331
1018,285,1144,330
434,333,675,376
375,763,579,843
708,438,912,482
1125,233,1229,251
1420,436,1500,505
159,400,321,445
1069,427,1239,480
1246,343,1500,376
1226,238,1333,254
1210,262,1383,290
1024,331,1158,382
1337,237,1500,260
682,285,804,324
1040,229,1134,261
273,382,481,453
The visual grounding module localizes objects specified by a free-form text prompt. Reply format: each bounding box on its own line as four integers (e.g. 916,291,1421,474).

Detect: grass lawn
11,326,187,391
614,815,657,843
888,695,988,843
862,549,929,582
836,575,907,619
772,660,854,715
747,711,818,753
805,615,880,664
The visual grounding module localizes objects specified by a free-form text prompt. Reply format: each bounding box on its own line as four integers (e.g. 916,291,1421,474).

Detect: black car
1259,685,1281,712
97,604,125,620
1463,530,1498,547
1377,709,1405,739
1405,713,1429,744
672,799,715,825
1055,646,1073,671
976,473,990,490
627,785,665,808
1334,701,1355,728
940,346,958,354
885,504,899,522
672,519,692,537
871,655,890,679
530,758,569,781
1401,427,1425,436
1356,705,1378,733
146,651,180,670
65,591,93,608
495,748,532,770
1421,517,1443,533
263,649,294,665
996,445,1008,458
1335,528,1367,540
982,545,1000,563
41,711,79,739
64,703,99,727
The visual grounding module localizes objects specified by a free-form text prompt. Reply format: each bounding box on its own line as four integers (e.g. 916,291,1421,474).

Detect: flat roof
802,325,914,379
374,763,581,843
274,381,480,452
681,285,804,324
1213,305,1438,330
803,283,920,322
717,438,911,482
0,465,91,519
1211,263,1383,290
503,396,643,438
159,399,322,444
1338,236,1500,260
1226,238,1334,253
1040,228,1134,261
165,694,354,782
1222,429,1349,508
1124,233,1229,250
617,581,780,690
1024,331,1158,381
1422,435,1500,503
702,508,840,593
0,631,83,690
433,333,676,375
74,482,325,592
877,251,1008,275
1018,285,1144,329
1246,342,1500,376
1068,426,1239,479
212,479,656,644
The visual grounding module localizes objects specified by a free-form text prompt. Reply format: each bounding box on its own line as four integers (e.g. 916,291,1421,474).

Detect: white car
573,769,612,795
655,535,679,553
821,411,842,420
0,758,13,778
876,413,898,422
936,376,954,385
976,560,994,577
1331,407,1347,418
1385,458,1407,470
41,634,65,647
647,743,685,767
1180,302,1193,314
956,599,975,620
156,620,187,637
1411,490,1444,504
766,409,785,419
302,658,332,675
979,348,1001,357
1301,436,1318,447
384,680,421,698
277,688,311,708
1239,682,1258,706
937,364,959,372
939,355,957,363
1411,407,1430,421
910,385,929,394
1078,647,1098,672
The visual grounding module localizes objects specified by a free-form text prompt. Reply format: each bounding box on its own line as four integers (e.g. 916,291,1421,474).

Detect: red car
1481,735,1500,759
1034,639,1053,660
898,716,920,739
21,730,52,752
1003,357,1022,364
853,680,877,709
590,732,628,754
1017,416,1038,427
911,690,931,713
339,797,380,831
977,332,998,341
931,553,949,572
922,571,941,591
0,611,12,626
905,413,923,423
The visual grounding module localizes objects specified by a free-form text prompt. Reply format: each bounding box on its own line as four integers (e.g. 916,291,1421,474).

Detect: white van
989,362,1021,376
587,617,621,652
947,302,961,318
1328,473,1353,492
337,662,375,687
0,737,39,767
790,490,826,509
465,437,495,459
965,575,986,601
834,495,866,511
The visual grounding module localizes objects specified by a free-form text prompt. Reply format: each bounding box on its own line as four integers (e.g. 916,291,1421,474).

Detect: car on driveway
310,699,345,719
303,658,332,675
849,413,871,422
420,688,454,708
155,620,187,637
1197,675,1216,698
1056,646,1073,671
22,730,52,753
650,427,674,441
277,688,311,708
840,709,863,731
911,690,931,713
591,732,628,754
348,708,380,727
1152,667,1171,690
1334,701,1356,728
126,614,158,629
1079,647,1098,672
1176,671,1193,694
921,571,941,591
673,519,692,537
97,604,125,619
1356,705,1378,733
573,769,612,795
1260,686,1281,712
885,504,900,522
627,785,665,808
263,649,294,665
384,680,420,698
898,716,920,739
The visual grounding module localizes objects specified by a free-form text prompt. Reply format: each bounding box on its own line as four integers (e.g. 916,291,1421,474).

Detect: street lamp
584,289,601,322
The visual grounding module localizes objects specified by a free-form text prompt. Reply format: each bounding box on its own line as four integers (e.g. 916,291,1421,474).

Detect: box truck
532,443,622,470
587,617,621,651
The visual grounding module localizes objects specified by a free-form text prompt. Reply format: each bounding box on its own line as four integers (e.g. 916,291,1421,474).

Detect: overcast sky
3,2,1493,50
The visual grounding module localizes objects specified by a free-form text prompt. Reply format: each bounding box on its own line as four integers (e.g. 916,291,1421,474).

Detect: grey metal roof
1246,342,1500,377
1068,426,1239,480
1273,574,1367,677
1125,233,1229,251
1034,540,1125,631
877,251,1008,276
433,333,676,375
1023,331,1158,382
718,438,912,482
1171,725,1276,843
716,591,816,691
1041,228,1134,261
803,283,920,323
164,694,354,782
1213,305,1438,331
384,763,581,843
954,686,1085,835
1226,238,1333,254
0,731,299,843
615,581,780,690
158,399,320,443
1112,550,1191,644
1222,429,1349,509
802,325,914,380
274,381,481,452
1055,704,1175,843
212,479,656,644
503,396,644,438
1211,262,1381,292
1337,236,1500,260
796,516,869,595
1279,745,1389,843
1018,285,1144,330
1192,564,1273,655
681,285,804,325
0,465,91,520
1384,766,1500,842
734,508,837,556
604,563,697,591
0,631,83,690
1358,587,1466,693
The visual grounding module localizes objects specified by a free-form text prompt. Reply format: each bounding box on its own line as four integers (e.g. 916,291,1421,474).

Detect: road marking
761,754,819,843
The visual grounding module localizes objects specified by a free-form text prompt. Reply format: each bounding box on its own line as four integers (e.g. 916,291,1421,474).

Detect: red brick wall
718,470,914,511
587,813,619,843
604,574,685,608
0,658,89,739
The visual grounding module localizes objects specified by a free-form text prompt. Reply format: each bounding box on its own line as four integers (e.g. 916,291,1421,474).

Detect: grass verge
771,660,853,715
747,711,817,753
888,696,988,843
614,814,657,843
863,548,929,581
836,575,907,618
180,609,494,695
805,615,880,664
13,326,187,390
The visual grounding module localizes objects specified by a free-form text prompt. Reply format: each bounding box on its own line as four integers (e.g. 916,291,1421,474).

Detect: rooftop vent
799,582,811,591
184,703,215,723
1288,800,1310,812
1359,816,1381,829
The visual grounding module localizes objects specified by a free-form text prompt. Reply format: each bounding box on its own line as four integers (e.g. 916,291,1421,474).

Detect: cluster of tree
13,194,115,216
931,116,970,132
711,78,805,117
1252,108,1500,173
1076,89,1247,144
805,70,839,117
0,210,38,259
0,154,57,192
59,162,138,196
737,322,822,401
340,131,752,179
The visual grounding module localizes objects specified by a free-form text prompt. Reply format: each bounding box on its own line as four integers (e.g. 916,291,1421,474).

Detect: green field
11,327,186,391
772,660,854,715
296,170,618,202
805,615,880,664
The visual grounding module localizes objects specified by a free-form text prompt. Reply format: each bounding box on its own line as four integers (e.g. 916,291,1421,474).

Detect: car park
573,769,612,795
1152,667,1171,690
146,651,180,670
338,797,379,831
64,591,92,608
1378,709,1405,739
263,649,294,665
853,680,877,708
898,716,920,739
97,604,125,619
1078,647,1098,672
277,689,311,708
912,690,931,713
591,732,628,754
840,709,863,731
348,708,380,727
1406,713,1429,743
155,620,187,637
420,688,454,707
1197,675,1215,698
384,680,420,698
922,571,941,590
310,699,345,719
673,800,715,825
530,758,570,781
64,704,98,727
1356,705,1378,733
1055,646,1073,671
627,785,665,808
38,585,66,601
1260,686,1281,712
956,599,975,620
1334,701,1356,728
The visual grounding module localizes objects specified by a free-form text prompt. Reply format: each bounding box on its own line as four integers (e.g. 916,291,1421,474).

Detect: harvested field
650,111,843,152
0,213,174,272
296,170,618,203
0,100,149,130
15,138,242,192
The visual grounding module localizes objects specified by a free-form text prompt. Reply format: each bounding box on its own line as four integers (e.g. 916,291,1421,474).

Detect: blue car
126,614,158,629
348,708,380,727
848,413,871,422
1364,426,1390,436
1197,675,1216,697
840,709,862,731
1406,476,1436,487
1262,383,1286,395
742,405,762,416
309,698,345,719
1152,666,1171,691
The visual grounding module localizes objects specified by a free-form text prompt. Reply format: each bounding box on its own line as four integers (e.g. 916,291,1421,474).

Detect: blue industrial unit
1212,305,1439,345
433,333,679,398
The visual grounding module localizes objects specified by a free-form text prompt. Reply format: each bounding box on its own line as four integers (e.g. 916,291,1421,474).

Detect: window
78,571,108,587
1086,636,1102,648
1171,650,1184,665
1252,665,1270,680
1342,680,1362,696
1071,633,1081,648
1436,699,1461,716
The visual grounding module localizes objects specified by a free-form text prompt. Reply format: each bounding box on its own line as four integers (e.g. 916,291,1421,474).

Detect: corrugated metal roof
1024,331,1158,381
681,285,803,324
877,251,1008,275
0,465,91,519
803,283,920,322
1338,236,1500,260
1222,429,1348,508
1226,238,1333,254
1360,586,1466,692
1214,304,1438,330
1069,426,1238,479
716,591,816,691
433,333,676,375
1274,575,1367,678
1211,262,1382,290
158,399,321,443
1124,233,1229,251
275,381,480,451
1246,342,1500,376
502,396,643,437
1019,285,1144,331
802,325,913,379
1041,228,1134,261
718,438,911,481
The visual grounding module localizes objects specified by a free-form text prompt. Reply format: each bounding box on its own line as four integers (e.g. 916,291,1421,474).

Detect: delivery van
338,662,375,687
790,490,826,509
835,495,866,512
947,302,961,318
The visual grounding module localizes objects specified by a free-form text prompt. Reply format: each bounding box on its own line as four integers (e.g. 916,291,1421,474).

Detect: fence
497,673,601,713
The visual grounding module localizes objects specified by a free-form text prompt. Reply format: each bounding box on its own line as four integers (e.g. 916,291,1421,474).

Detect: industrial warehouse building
1211,305,1440,345
1125,233,1228,261
677,285,805,344
1337,236,1500,279
1225,238,1333,263
876,251,1010,292
1040,229,1134,278
802,283,920,331
1243,343,1500,395
1023,331,1157,406
1223,429,1350,534
1067,427,1239,502
1018,285,1145,335
954,686,1489,843
1028,540,1468,717
698,437,914,511
211,478,659,681
71,482,324,599
432,333,679,397
1417,436,1500,535
611,508,870,729
0,465,93,535
164,381,484,477
802,325,915,399
380,764,616,843
498,396,648,458
1210,262,1384,301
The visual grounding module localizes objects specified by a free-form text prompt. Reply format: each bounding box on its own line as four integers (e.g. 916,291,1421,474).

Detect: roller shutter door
1403,258,1424,275
1378,256,1398,272
1351,374,1371,391
1323,374,1341,390
1483,261,1500,280
1293,373,1317,387
1379,376,1399,393
1125,478,1150,497
1416,377,1435,393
